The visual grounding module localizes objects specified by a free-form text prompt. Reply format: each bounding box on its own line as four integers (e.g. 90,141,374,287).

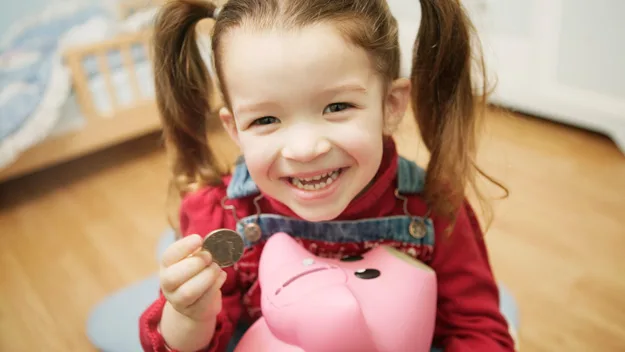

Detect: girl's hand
159,234,228,322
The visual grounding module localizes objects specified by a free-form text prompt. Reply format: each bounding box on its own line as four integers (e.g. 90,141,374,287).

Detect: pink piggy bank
234,232,437,352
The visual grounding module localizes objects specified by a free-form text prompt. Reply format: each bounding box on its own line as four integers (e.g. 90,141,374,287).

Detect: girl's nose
281,137,331,163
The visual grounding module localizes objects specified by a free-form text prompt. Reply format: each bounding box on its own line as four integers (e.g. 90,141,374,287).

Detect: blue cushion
86,229,175,352
87,275,160,352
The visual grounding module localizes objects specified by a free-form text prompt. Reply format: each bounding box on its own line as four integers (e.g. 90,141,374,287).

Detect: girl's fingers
193,270,228,307
160,251,213,292
202,270,228,297
170,263,223,308
161,234,202,268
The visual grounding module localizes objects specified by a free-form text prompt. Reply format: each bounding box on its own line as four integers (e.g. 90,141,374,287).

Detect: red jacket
139,141,515,352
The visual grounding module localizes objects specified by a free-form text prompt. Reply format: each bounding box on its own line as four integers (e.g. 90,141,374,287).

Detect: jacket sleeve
139,186,245,352
428,201,516,352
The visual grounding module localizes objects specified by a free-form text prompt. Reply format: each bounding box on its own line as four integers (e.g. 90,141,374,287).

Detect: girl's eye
323,102,352,114
252,116,279,126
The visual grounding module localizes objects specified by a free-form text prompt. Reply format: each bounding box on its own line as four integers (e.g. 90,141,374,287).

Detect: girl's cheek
239,135,278,169
329,116,383,147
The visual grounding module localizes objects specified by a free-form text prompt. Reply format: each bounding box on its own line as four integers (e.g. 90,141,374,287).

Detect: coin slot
280,267,328,290
340,254,364,262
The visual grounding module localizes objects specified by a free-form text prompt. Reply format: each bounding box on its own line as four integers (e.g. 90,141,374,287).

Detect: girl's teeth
302,172,330,182
290,170,340,190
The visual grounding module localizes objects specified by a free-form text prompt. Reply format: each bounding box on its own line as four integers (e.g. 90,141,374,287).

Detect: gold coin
202,229,244,268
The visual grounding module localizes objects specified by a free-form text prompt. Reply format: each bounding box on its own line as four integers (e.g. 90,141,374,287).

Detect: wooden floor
1,108,624,351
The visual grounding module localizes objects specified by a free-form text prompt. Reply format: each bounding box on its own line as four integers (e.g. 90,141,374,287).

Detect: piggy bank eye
354,268,380,279
340,255,363,262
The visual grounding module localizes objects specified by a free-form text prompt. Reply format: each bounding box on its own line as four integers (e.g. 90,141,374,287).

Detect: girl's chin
289,205,347,222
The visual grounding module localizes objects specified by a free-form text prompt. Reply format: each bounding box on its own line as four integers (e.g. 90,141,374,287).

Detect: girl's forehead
219,23,379,104
221,23,366,73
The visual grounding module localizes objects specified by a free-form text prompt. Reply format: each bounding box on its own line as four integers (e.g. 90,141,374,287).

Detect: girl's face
219,23,409,221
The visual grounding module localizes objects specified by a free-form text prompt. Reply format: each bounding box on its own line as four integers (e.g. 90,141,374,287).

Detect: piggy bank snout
266,284,377,351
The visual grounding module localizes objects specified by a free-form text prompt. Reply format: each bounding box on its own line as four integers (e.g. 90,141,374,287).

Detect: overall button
409,219,427,239
244,222,262,242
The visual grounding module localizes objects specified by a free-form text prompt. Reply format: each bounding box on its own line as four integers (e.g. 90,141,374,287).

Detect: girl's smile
285,167,348,201
287,167,343,191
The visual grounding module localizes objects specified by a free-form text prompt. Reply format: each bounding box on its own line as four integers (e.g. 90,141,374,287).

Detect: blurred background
0,0,623,351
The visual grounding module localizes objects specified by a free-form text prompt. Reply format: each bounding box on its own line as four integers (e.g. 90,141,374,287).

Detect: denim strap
397,156,426,194
227,157,260,199
235,213,435,248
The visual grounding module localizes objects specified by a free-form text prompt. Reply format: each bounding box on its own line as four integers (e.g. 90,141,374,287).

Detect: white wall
387,0,625,154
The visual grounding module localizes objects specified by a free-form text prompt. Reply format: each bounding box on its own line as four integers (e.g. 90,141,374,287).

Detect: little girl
140,0,516,351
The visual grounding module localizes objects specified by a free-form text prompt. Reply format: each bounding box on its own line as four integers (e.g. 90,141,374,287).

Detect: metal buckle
394,189,430,240
221,194,264,243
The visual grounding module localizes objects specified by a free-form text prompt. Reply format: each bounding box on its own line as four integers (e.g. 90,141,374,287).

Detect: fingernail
188,234,201,245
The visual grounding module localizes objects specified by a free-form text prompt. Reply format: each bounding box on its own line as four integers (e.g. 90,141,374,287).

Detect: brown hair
153,0,506,230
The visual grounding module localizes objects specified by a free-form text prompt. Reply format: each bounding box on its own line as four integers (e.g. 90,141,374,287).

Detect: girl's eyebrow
235,101,279,116
321,83,368,96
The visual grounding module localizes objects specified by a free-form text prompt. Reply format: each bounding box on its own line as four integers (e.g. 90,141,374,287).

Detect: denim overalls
224,155,442,351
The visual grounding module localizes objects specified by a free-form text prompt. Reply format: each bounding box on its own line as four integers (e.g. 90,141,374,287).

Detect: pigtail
153,0,221,199
411,0,504,227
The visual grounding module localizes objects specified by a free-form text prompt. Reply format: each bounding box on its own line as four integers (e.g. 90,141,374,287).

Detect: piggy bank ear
259,233,313,275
